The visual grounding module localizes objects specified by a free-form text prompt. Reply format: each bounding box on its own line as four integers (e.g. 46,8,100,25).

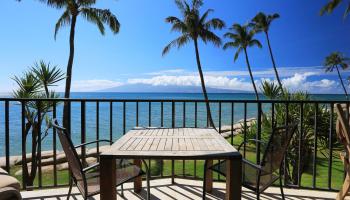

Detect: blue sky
1,0,350,93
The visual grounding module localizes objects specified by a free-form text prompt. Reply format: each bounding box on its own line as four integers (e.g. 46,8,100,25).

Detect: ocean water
0,92,347,156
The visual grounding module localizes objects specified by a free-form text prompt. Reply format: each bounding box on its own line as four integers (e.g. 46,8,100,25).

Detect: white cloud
6,66,343,94
69,80,123,92
281,72,337,93
128,71,339,93
144,69,186,76
128,75,253,91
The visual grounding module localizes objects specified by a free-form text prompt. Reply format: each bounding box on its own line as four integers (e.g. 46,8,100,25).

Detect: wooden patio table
100,127,242,200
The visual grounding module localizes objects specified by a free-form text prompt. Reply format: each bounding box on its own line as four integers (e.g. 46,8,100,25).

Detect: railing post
243,102,247,159
231,102,234,145
81,101,86,166
96,102,100,161
37,101,42,187
160,102,164,127
183,102,186,128
256,102,262,165
172,101,175,128
298,103,304,187
109,102,113,145
171,100,175,184
21,101,27,190
136,101,139,127
195,102,198,128
284,102,289,186
53,102,57,186
312,103,318,188
123,102,126,134
5,101,10,173
148,102,151,127
328,103,334,190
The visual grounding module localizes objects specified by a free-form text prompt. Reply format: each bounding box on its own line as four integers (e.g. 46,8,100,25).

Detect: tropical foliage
37,0,120,128
251,12,282,90
324,52,349,99
163,0,225,128
12,61,64,187
223,23,262,100
252,81,338,185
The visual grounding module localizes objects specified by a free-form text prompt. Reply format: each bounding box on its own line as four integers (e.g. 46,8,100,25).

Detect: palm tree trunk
194,39,216,129
265,32,283,90
336,65,349,100
244,48,259,100
63,14,77,129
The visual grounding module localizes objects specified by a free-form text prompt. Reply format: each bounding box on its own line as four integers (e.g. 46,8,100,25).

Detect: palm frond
234,47,243,61
175,0,186,14
192,0,203,10
38,0,67,9
84,8,120,34
344,2,350,18
200,30,221,47
320,0,342,15
80,8,105,34
77,0,96,7
165,16,187,33
54,9,71,40
199,9,213,24
223,42,238,50
204,18,225,29
249,39,262,48
270,13,280,20
162,34,191,56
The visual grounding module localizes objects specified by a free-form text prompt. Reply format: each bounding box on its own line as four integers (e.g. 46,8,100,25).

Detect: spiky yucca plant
12,61,64,187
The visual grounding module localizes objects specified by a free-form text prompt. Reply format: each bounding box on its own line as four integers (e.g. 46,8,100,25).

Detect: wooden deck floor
21,178,341,200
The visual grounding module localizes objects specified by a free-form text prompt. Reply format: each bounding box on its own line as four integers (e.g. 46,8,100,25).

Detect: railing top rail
0,97,348,104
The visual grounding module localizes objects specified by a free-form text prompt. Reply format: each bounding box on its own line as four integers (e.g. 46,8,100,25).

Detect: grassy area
10,135,344,190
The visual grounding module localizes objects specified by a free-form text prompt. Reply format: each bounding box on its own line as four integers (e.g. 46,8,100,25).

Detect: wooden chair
204,123,297,200
335,103,350,200
52,119,149,200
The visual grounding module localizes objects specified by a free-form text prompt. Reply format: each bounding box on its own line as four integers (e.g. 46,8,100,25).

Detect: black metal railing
0,98,346,192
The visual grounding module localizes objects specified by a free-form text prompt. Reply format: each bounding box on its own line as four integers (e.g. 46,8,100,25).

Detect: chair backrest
261,123,298,174
51,119,85,183
335,104,350,152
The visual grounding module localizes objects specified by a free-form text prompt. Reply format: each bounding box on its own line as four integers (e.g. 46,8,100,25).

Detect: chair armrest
243,159,262,170
75,139,112,148
83,163,100,172
238,139,267,151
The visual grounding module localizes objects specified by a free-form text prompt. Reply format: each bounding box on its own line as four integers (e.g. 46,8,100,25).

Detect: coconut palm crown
250,12,282,90
38,0,120,128
162,0,225,129
223,24,262,100
324,52,349,99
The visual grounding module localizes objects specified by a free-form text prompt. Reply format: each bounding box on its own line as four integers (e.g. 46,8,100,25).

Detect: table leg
205,159,213,193
225,158,242,200
134,159,142,193
100,157,116,200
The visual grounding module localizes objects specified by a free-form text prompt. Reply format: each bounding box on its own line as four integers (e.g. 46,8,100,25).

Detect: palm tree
251,12,282,90
223,24,262,100
38,0,120,128
162,0,225,128
324,52,349,99
320,0,350,19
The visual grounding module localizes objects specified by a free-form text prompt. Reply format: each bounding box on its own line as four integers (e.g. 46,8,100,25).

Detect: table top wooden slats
101,128,241,160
